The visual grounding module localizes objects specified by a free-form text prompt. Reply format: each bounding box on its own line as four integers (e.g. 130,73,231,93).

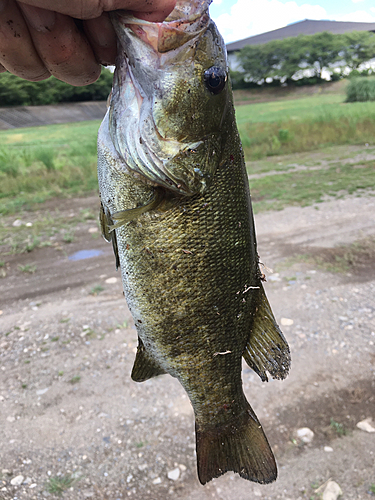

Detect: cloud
215,0,327,43
213,0,327,43
351,0,365,3
336,10,375,22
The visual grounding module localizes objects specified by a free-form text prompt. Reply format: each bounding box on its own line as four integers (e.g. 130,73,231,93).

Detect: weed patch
45,475,80,496
90,284,104,296
277,237,375,279
250,161,375,212
18,263,37,274
330,418,347,437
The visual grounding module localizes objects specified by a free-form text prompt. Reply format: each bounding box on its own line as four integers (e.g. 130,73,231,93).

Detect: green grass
46,475,79,496
277,236,375,275
330,418,347,437
89,284,104,296
18,263,37,273
237,93,375,159
249,160,375,213
0,121,100,214
0,84,375,219
235,93,345,124
0,212,82,255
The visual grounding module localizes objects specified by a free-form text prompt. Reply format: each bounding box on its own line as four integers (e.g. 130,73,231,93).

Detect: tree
341,31,375,70
304,31,343,79
0,68,113,107
277,35,310,81
238,41,283,83
236,31,355,85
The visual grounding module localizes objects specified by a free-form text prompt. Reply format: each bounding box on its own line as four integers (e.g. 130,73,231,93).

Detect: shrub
0,67,113,106
346,77,375,102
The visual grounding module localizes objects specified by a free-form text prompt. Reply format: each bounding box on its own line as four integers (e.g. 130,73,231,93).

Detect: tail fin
195,405,277,485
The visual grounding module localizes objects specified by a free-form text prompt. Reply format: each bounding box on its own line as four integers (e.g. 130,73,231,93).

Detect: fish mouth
113,0,211,53
108,1,220,196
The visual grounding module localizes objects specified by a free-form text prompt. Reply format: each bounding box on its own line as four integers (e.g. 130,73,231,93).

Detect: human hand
0,0,176,85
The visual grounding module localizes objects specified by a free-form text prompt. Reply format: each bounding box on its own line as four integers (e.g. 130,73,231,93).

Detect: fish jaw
108,5,229,196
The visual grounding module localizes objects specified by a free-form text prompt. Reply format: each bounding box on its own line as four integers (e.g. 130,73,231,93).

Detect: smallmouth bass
98,0,290,485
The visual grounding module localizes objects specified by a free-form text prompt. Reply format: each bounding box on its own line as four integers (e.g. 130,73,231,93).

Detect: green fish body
97,0,290,485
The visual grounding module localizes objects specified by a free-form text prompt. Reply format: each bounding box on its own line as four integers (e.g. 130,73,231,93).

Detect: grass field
0,83,374,216
248,150,375,213
0,121,99,214
237,93,375,159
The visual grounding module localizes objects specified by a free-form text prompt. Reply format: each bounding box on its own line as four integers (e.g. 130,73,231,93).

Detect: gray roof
226,19,375,52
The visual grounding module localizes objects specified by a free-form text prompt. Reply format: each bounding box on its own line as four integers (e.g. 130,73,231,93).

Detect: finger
16,0,106,19
0,63,7,73
0,0,50,81
19,3,101,85
83,14,117,66
131,0,176,22
16,0,176,21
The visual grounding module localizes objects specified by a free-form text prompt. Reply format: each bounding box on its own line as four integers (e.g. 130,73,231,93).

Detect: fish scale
98,0,290,485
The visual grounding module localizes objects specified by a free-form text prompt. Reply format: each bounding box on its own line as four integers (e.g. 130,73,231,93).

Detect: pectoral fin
109,188,164,232
100,202,120,269
131,338,166,382
243,284,291,382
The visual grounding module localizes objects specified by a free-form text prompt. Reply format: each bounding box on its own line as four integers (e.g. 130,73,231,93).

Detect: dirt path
0,194,374,500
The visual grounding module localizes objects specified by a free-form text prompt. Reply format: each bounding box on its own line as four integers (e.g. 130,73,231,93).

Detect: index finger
16,0,176,20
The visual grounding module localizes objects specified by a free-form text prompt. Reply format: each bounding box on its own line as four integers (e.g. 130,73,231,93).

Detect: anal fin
243,284,291,382
131,338,166,382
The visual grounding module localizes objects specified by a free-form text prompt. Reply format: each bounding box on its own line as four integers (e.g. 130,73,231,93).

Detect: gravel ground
0,193,374,500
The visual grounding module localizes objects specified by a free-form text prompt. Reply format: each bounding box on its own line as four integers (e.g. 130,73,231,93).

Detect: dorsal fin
243,284,291,382
131,338,166,382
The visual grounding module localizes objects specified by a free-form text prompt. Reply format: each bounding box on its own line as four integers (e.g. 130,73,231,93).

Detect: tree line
1,30,375,105
231,30,375,88
0,67,113,106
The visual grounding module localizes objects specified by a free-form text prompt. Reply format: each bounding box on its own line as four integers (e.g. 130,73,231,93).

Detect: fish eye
204,66,227,95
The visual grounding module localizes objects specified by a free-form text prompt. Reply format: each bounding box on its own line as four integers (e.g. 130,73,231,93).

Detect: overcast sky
210,0,375,42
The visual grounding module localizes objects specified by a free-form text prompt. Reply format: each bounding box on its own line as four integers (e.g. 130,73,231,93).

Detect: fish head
108,0,231,196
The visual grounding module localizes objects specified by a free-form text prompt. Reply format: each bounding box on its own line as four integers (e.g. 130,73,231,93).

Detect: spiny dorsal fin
131,338,166,382
243,284,291,382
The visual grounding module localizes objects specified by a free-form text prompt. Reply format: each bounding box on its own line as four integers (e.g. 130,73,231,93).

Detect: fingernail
19,3,56,33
